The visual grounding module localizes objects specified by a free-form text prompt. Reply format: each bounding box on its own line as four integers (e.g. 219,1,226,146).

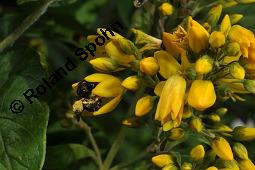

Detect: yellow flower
206,166,218,170
155,75,186,124
229,25,255,59
154,50,181,79
105,40,136,64
83,73,124,115
229,62,245,80
121,75,141,91
135,95,153,117
220,15,231,36
238,159,255,170
189,117,203,133
188,80,216,110
89,57,120,72
233,142,249,160
233,126,255,141
206,4,222,26
139,57,159,76
187,17,209,53
181,162,192,170
230,14,243,24
195,55,213,74
159,2,174,16
190,145,205,161
151,154,174,168
211,137,234,161
209,31,226,48
169,128,185,140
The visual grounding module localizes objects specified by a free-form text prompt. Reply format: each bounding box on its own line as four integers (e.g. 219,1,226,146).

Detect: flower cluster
72,2,255,170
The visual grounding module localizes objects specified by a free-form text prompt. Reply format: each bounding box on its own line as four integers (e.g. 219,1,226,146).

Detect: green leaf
16,0,38,5
44,144,97,169
0,46,49,170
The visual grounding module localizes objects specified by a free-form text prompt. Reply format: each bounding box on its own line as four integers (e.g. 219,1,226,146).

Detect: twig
78,120,103,169
0,0,56,53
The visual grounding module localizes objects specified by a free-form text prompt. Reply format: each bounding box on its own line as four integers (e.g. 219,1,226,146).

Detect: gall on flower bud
206,4,222,26
159,2,174,16
230,14,243,25
190,145,205,161
233,142,249,160
233,126,255,141
189,117,203,133
226,42,241,56
229,62,245,80
187,17,209,53
135,95,153,117
205,166,218,170
151,154,174,168
169,128,185,140
243,79,255,93
139,57,159,76
238,159,255,170
181,162,192,170
211,137,234,161
121,75,141,91
195,55,213,74
209,31,226,48
187,80,216,111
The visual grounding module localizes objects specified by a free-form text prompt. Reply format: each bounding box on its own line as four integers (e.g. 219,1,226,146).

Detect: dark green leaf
0,47,49,170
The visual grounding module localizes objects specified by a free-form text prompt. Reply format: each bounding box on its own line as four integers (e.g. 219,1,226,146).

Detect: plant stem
0,0,56,53
102,128,125,170
78,120,103,169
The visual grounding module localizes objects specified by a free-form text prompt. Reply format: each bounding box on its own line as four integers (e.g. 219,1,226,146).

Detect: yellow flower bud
116,38,138,55
105,40,136,64
208,114,221,122
151,154,174,168
238,0,255,4
162,164,178,170
230,62,245,80
181,162,192,170
121,75,140,91
159,2,174,16
122,117,140,127
233,142,249,160
230,14,243,24
238,159,255,170
195,55,213,74
207,4,222,26
206,166,218,170
189,117,203,133
215,124,233,132
89,57,119,72
188,17,209,53
209,31,226,48
188,80,216,111
169,128,185,140
217,160,239,170
155,50,181,79
190,145,205,161
243,79,255,93
233,126,255,141
154,81,166,96
211,137,234,161
155,75,186,124
226,42,241,56
140,57,159,75
183,107,193,119
135,96,153,117
216,107,228,116
220,15,231,36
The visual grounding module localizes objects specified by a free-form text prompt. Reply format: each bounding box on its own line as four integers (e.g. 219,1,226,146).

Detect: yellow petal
154,81,166,96
92,77,123,97
220,15,231,36
93,95,122,115
121,75,141,91
154,50,181,79
97,28,124,39
85,73,116,82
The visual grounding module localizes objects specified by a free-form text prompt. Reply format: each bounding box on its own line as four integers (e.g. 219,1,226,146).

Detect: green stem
0,0,56,53
78,120,103,169
102,128,125,170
